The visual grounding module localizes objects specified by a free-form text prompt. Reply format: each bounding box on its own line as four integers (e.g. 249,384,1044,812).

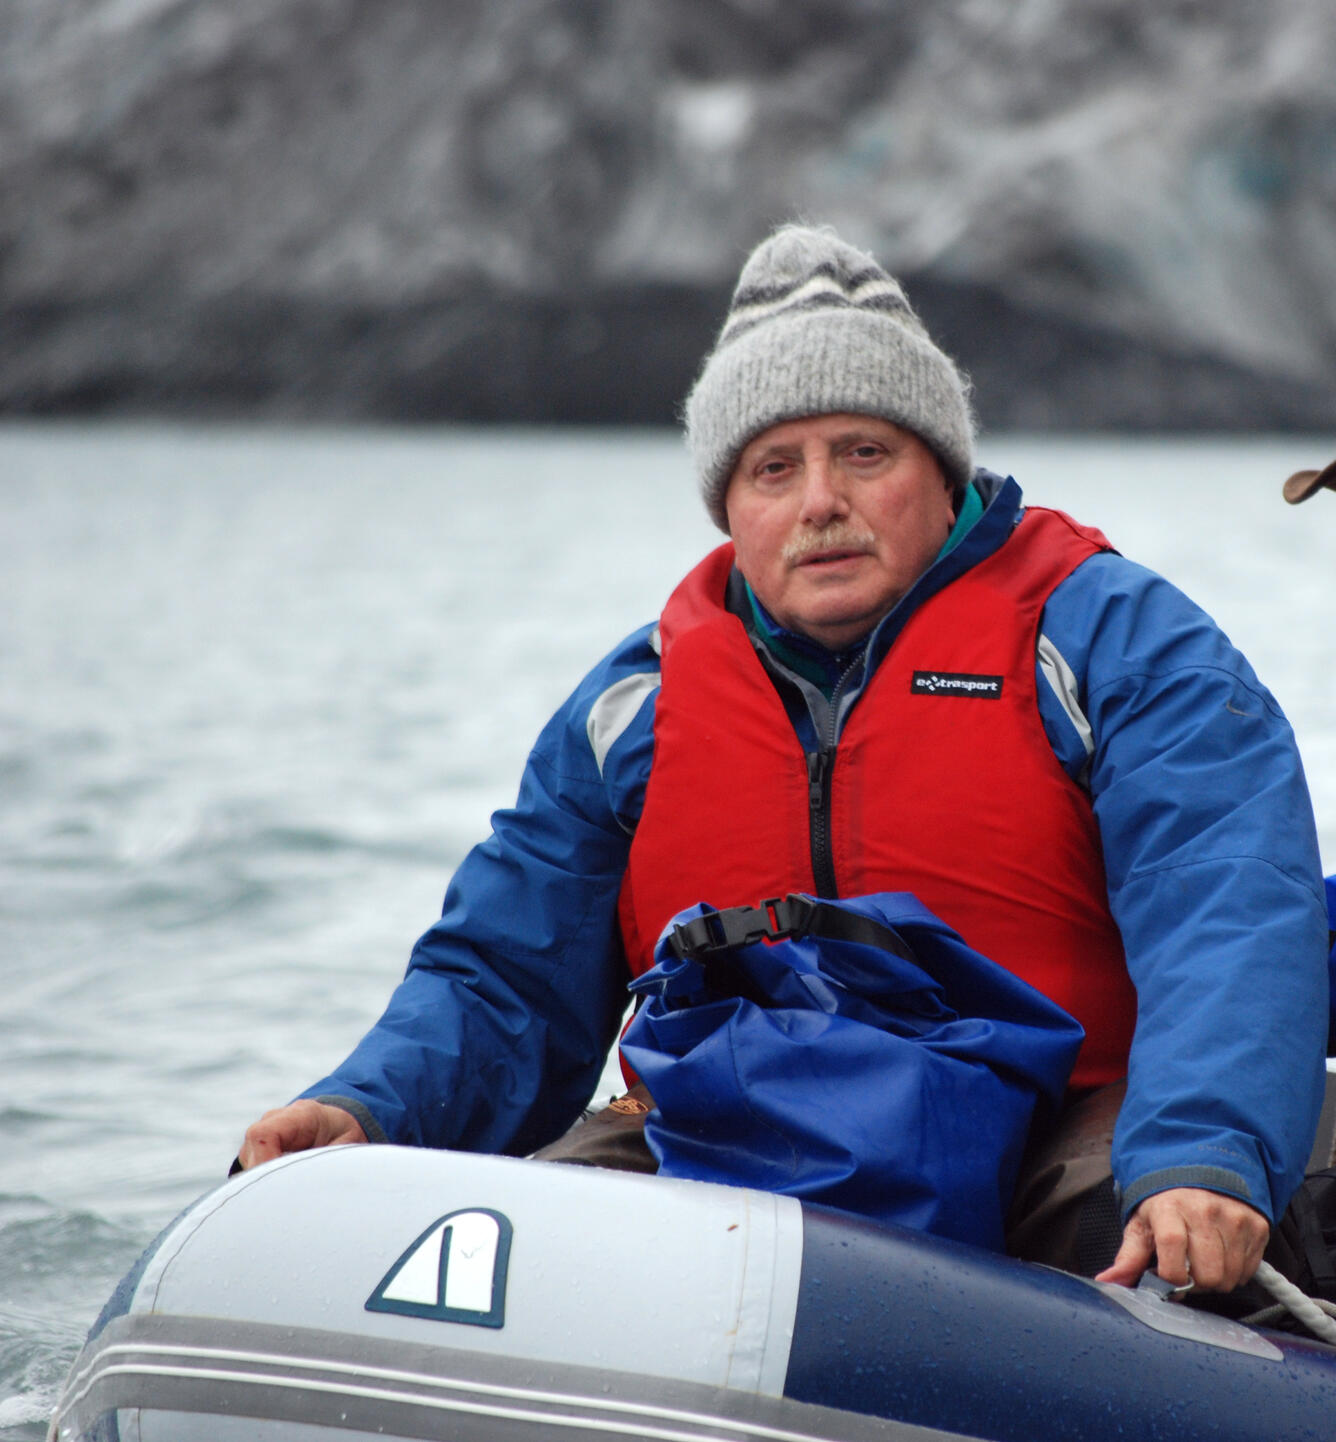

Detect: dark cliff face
2,0,1333,430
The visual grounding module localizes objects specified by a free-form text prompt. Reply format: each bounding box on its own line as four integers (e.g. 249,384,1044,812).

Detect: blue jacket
300,474,1329,1225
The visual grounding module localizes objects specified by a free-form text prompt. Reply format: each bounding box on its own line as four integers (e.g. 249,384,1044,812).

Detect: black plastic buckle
667,894,817,961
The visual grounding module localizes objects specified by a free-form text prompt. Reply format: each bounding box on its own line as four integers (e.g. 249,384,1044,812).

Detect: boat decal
367,1207,512,1328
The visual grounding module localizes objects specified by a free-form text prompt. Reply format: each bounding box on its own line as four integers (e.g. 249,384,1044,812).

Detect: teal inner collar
743,482,984,697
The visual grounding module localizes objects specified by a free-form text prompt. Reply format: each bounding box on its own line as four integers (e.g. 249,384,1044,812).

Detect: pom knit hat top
684,224,976,531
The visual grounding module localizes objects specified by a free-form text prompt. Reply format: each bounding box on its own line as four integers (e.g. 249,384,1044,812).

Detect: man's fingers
236,1101,368,1171
1168,1193,1269,1292
1149,1211,1191,1288
238,1118,299,1170
1217,1209,1269,1292
237,1119,293,1171
1095,1189,1271,1293
1183,1225,1225,1290
1094,1218,1153,1287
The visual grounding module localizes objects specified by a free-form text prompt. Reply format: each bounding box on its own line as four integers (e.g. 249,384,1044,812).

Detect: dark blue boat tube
788,1203,1336,1442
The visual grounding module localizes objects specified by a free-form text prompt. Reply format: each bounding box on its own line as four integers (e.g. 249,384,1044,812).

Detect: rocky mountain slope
2,0,1333,430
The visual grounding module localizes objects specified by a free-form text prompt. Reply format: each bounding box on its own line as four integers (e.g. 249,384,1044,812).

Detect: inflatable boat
49,1140,1336,1442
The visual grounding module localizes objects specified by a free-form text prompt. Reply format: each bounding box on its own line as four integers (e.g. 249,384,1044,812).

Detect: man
239,225,1329,1294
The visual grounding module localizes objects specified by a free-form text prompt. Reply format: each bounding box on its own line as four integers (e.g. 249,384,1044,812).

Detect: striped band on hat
720,265,918,345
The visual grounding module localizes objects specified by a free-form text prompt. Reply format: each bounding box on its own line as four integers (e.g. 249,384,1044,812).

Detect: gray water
2,423,1333,1438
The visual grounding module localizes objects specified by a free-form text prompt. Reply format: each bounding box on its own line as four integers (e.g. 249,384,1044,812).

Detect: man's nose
798,455,849,525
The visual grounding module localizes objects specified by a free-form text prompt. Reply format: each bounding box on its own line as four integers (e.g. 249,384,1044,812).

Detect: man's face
724,413,957,650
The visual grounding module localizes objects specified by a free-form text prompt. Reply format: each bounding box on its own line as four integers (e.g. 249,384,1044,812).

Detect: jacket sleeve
1038,553,1328,1224
295,624,661,1156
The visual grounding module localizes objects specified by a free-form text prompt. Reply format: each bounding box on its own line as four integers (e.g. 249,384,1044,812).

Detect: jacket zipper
804,656,863,899
805,747,838,898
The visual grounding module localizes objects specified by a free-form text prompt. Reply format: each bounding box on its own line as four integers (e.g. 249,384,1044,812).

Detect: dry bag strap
667,894,917,965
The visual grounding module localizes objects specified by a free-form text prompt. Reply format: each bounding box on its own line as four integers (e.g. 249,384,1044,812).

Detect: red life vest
618,506,1135,1088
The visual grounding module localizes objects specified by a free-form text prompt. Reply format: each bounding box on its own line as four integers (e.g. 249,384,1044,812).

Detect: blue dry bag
620,892,1085,1251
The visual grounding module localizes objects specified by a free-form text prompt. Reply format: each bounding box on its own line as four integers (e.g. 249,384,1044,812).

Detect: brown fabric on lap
1006,1081,1125,1273
531,1083,658,1174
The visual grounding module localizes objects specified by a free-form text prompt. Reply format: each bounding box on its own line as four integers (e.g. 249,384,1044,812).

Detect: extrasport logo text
910,671,1004,698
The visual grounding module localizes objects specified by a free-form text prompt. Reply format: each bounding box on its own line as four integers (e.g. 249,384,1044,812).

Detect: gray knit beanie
684,224,976,531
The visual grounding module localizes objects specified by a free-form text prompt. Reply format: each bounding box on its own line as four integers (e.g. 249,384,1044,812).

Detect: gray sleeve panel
1037,631,1093,779
585,670,660,777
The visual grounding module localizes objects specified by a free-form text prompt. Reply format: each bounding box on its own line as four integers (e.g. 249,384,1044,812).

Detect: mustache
782,523,877,565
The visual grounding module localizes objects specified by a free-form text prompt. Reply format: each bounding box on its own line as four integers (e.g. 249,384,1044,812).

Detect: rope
1241,1302,1335,1329
1247,1261,1336,1345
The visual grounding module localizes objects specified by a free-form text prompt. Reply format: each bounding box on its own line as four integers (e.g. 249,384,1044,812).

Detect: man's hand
237,1100,368,1171
1095,1187,1269,1293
